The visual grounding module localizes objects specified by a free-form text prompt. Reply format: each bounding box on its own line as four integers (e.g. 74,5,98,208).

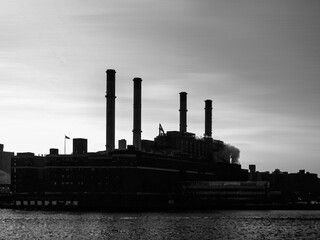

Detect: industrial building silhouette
0,69,319,210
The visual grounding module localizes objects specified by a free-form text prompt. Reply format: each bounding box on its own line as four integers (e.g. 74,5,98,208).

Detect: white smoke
217,144,240,164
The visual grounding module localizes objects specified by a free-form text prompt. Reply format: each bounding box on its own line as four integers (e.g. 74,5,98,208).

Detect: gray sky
1,0,320,174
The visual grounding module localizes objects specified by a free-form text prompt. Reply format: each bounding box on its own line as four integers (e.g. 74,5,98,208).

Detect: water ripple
0,209,320,239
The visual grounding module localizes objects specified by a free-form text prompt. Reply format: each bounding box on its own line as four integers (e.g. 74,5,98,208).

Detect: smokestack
179,92,188,134
133,78,142,150
204,100,212,138
106,69,116,153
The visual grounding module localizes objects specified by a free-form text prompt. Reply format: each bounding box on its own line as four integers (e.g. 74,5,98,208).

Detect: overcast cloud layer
1,0,320,174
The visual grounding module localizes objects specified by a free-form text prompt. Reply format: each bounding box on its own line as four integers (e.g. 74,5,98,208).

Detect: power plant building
10,69,255,210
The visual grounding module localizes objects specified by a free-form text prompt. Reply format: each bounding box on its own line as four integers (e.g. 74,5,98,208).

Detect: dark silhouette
3,69,320,210
106,69,116,153
132,78,142,150
179,92,187,134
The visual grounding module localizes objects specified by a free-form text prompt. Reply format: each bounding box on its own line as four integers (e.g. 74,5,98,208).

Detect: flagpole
64,135,70,155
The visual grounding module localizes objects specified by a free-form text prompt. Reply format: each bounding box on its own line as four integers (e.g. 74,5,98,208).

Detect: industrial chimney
106,69,116,153
204,99,212,138
179,92,187,134
133,78,142,150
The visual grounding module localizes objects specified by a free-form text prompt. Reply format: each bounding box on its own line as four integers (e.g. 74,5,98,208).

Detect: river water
0,209,319,239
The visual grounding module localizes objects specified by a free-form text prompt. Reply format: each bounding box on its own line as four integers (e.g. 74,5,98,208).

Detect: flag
65,135,70,139
159,124,165,136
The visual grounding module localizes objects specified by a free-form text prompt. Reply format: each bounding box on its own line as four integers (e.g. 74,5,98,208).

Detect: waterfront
0,209,319,239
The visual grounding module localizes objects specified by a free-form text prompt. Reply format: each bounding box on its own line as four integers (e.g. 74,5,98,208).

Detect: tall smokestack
179,92,187,134
204,99,212,138
133,78,142,150
106,69,116,153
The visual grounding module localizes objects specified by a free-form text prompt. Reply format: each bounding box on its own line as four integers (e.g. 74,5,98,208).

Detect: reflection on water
1,209,320,239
